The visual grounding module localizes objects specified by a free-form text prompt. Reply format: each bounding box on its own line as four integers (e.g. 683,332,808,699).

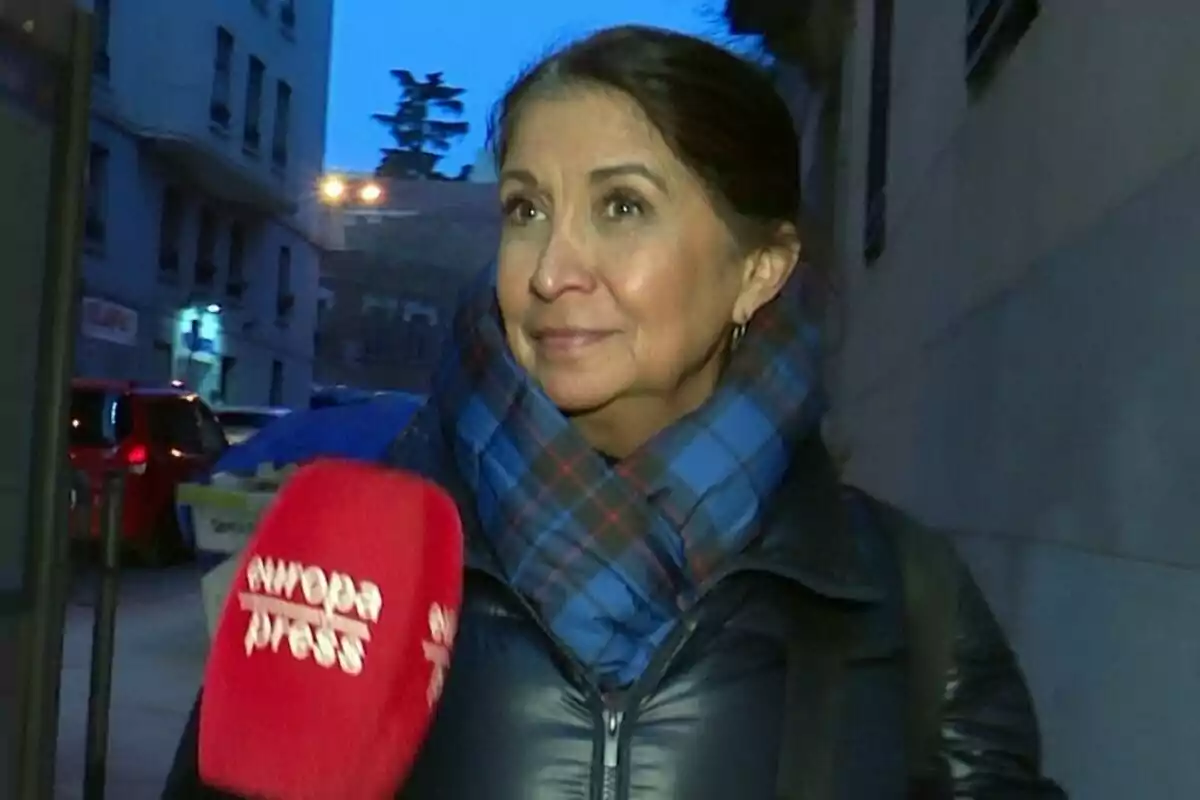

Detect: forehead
504,87,678,174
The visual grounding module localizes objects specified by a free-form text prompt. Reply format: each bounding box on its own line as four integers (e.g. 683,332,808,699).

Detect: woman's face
496,87,793,448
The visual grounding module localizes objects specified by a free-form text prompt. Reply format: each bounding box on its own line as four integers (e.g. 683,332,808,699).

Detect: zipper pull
601,707,624,768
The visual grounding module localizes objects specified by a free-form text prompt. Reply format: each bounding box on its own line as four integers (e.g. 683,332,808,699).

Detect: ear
733,223,801,324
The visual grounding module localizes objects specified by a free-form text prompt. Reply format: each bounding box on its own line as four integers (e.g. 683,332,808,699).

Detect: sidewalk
54,570,209,798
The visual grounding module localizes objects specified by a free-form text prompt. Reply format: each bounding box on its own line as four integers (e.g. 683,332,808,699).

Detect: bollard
82,469,125,800
68,467,91,595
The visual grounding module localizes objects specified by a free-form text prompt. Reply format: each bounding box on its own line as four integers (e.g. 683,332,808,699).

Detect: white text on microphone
239,556,383,675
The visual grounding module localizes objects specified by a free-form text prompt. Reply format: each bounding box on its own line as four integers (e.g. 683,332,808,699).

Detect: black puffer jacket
163,436,1065,799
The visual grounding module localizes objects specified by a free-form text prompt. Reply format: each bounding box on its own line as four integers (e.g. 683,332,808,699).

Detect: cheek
612,264,714,374
496,254,532,324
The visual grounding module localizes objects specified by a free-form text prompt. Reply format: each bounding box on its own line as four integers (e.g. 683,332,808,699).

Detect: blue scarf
429,266,826,687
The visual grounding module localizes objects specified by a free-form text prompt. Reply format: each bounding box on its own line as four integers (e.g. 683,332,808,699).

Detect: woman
165,25,1065,799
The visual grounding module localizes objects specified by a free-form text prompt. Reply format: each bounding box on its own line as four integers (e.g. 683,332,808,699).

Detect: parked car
67,379,228,564
213,405,291,445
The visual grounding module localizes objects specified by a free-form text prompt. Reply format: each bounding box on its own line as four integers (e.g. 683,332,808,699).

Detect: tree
372,70,470,181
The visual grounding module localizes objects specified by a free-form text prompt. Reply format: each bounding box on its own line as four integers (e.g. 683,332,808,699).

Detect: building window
195,207,218,286
276,245,294,322
280,0,296,35
863,0,894,264
92,0,111,77
269,360,284,406
243,56,265,151
85,144,109,247
966,0,1039,86
271,80,291,169
158,186,183,280
227,222,247,301
211,27,234,128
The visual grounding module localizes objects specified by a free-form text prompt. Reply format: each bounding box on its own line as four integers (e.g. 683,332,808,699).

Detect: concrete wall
830,1,1200,795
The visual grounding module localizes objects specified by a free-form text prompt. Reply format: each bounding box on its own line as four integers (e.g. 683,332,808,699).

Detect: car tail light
125,443,148,475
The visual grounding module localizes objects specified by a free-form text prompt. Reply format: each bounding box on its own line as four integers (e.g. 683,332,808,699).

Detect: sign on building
80,296,138,346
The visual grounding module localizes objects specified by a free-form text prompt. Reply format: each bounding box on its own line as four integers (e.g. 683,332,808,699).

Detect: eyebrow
497,163,669,194
498,168,537,187
589,163,668,193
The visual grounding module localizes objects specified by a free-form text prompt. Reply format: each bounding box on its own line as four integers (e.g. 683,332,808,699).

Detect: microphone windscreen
197,459,463,799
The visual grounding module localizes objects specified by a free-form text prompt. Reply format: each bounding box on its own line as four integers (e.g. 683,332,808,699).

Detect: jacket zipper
465,560,864,800
600,706,624,800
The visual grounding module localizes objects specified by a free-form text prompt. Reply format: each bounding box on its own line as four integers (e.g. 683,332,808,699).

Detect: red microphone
197,459,464,799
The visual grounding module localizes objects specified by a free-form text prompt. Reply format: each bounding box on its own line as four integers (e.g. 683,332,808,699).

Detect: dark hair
488,25,801,249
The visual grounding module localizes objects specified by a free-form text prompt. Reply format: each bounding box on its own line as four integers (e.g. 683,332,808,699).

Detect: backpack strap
774,603,856,799
774,492,959,799
865,495,960,789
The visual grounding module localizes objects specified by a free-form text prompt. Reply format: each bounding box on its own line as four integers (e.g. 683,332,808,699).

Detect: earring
731,323,747,348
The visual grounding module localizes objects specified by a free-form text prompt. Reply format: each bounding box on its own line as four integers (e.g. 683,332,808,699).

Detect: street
55,562,209,798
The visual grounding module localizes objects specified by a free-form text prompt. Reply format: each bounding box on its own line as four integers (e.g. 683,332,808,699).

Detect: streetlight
319,176,346,202
358,182,383,204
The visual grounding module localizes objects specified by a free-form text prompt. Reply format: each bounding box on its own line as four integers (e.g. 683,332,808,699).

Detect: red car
68,379,228,564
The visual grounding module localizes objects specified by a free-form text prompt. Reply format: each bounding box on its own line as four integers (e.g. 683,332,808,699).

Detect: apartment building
315,175,499,392
726,0,1199,795
77,0,333,407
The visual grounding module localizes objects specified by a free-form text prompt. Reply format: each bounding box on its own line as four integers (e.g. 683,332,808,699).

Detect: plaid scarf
431,265,826,687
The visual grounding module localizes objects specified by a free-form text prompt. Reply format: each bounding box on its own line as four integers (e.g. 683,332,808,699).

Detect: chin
535,373,624,415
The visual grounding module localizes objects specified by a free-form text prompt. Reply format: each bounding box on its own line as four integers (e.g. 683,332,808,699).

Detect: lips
530,328,614,356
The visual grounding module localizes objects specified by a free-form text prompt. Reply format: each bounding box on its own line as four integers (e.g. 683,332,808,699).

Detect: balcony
136,98,297,217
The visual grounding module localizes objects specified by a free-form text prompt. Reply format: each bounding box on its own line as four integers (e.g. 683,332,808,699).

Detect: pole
14,9,93,799
83,469,124,800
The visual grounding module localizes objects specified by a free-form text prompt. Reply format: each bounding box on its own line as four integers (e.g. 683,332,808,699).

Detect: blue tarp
178,393,425,553
213,392,426,475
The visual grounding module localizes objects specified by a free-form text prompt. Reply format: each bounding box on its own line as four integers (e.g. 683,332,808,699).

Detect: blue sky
323,0,737,175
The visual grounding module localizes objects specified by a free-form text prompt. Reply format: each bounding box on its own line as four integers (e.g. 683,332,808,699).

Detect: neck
570,354,726,459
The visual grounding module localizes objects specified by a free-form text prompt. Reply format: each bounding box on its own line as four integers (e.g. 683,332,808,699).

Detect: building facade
315,176,499,392
76,0,332,408
728,1,1199,796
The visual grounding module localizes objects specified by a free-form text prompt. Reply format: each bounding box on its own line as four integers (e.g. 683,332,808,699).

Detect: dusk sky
323,0,739,175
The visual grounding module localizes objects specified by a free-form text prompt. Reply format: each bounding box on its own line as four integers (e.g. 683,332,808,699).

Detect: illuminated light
358,182,383,203
126,444,148,465
170,379,184,388
206,304,222,313
170,448,184,458
320,176,346,201
71,419,80,428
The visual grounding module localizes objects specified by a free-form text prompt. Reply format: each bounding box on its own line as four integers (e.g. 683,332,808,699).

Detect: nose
529,227,596,301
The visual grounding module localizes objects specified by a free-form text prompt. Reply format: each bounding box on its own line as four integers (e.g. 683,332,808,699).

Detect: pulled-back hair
488,25,801,250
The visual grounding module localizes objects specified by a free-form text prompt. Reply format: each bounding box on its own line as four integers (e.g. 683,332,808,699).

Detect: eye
601,191,646,220
501,195,544,225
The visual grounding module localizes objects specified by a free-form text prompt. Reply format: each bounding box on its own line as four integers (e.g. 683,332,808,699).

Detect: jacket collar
744,434,884,603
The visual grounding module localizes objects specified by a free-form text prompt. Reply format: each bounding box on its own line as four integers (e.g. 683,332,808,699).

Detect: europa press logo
422,603,457,707
239,556,382,675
